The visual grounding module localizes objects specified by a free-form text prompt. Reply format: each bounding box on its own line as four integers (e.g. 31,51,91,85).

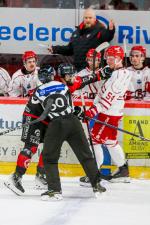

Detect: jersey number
106,92,115,102
49,94,68,113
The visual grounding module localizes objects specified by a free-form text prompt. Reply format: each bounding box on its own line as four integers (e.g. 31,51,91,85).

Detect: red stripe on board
0,97,28,104
0,97,150,108
125,100,150,108
73,99,93,107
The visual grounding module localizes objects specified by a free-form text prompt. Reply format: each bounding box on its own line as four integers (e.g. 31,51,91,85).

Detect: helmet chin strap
24,63,28,71
140,57,145,64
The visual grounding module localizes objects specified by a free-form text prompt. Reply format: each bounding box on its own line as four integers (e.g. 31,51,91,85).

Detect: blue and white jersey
33,81,73,120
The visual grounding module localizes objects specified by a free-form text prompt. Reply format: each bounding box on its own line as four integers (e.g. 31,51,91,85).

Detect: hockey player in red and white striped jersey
80,46,132,184
126,45,150,100
0,67,11,96
8,51,40,97
72,48,102,100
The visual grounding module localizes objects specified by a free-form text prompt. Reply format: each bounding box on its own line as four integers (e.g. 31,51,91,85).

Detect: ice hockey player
4,67,55,195
79,46,131,186
4,63,101,195
7,51,49,191
57,62,101,93
126,45,150,100
0,67,11,96
8,51,39,97
72,48,114,101
35,65,106,200
72,48,102,100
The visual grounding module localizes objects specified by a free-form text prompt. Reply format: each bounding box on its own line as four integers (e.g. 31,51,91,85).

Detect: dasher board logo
96,15,109,27
123,116,150,159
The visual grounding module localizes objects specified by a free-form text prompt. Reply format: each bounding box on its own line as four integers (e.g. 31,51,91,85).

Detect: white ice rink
0,175,150,225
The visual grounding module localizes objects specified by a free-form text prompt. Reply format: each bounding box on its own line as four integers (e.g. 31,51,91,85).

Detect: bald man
48,8,115,71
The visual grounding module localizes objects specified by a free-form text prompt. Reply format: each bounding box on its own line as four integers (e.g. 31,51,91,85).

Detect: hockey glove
73,106,84,120
100,66,113,80
94,71,101,81
84,105,98,119
135,89,143,99
145,82,150,93
28,89,35,96
124,91,133,100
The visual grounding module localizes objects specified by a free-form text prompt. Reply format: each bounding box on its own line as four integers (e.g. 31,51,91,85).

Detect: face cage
38,72,55,83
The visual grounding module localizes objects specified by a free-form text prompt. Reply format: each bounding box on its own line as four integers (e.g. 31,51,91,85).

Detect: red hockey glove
85,105,98,119
95,71,101,81
124,91,132,100
28,89,35,96
145,82,150,93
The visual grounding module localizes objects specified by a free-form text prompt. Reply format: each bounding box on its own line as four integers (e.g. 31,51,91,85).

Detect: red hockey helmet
86,48,101,59
22,51,37,62
130,46,146,57
104,46,124,60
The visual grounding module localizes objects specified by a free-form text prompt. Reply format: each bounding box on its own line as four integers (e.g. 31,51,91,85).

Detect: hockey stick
79,42,110,161
123,33,128,67
80,90,97,161
38,43,59,55
0,98,53,136
95,42,110,53
85,116,150,142
38,43,49,49
92,42,110,75
80,42,109,149
80,42,110,157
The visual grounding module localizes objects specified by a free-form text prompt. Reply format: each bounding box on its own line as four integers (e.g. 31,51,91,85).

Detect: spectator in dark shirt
48,8,115,71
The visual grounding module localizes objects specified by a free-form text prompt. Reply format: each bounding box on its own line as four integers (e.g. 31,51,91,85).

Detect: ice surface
0,175,150,225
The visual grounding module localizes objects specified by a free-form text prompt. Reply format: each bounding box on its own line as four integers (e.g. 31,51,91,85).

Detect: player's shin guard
15,145,37,175
94,144,104,168
16,153,31,175
107,143,126,167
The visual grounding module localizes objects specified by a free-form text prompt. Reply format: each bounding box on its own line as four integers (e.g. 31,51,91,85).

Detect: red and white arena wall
0,97,150,179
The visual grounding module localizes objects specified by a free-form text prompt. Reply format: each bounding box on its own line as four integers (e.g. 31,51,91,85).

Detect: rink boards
0,97,150,178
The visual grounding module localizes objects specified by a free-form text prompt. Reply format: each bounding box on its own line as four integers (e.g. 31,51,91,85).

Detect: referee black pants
42,114,100,192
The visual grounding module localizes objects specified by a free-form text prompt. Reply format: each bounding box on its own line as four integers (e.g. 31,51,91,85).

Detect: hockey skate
4,173,25,195
35,166,47,189
41,190,63,201
80,174,112,187
35,172,47,190
80,176,91,187
110,163,130,183
93,182,106,198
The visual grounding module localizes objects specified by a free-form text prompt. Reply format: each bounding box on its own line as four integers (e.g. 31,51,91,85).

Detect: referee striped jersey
33,81,73,120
